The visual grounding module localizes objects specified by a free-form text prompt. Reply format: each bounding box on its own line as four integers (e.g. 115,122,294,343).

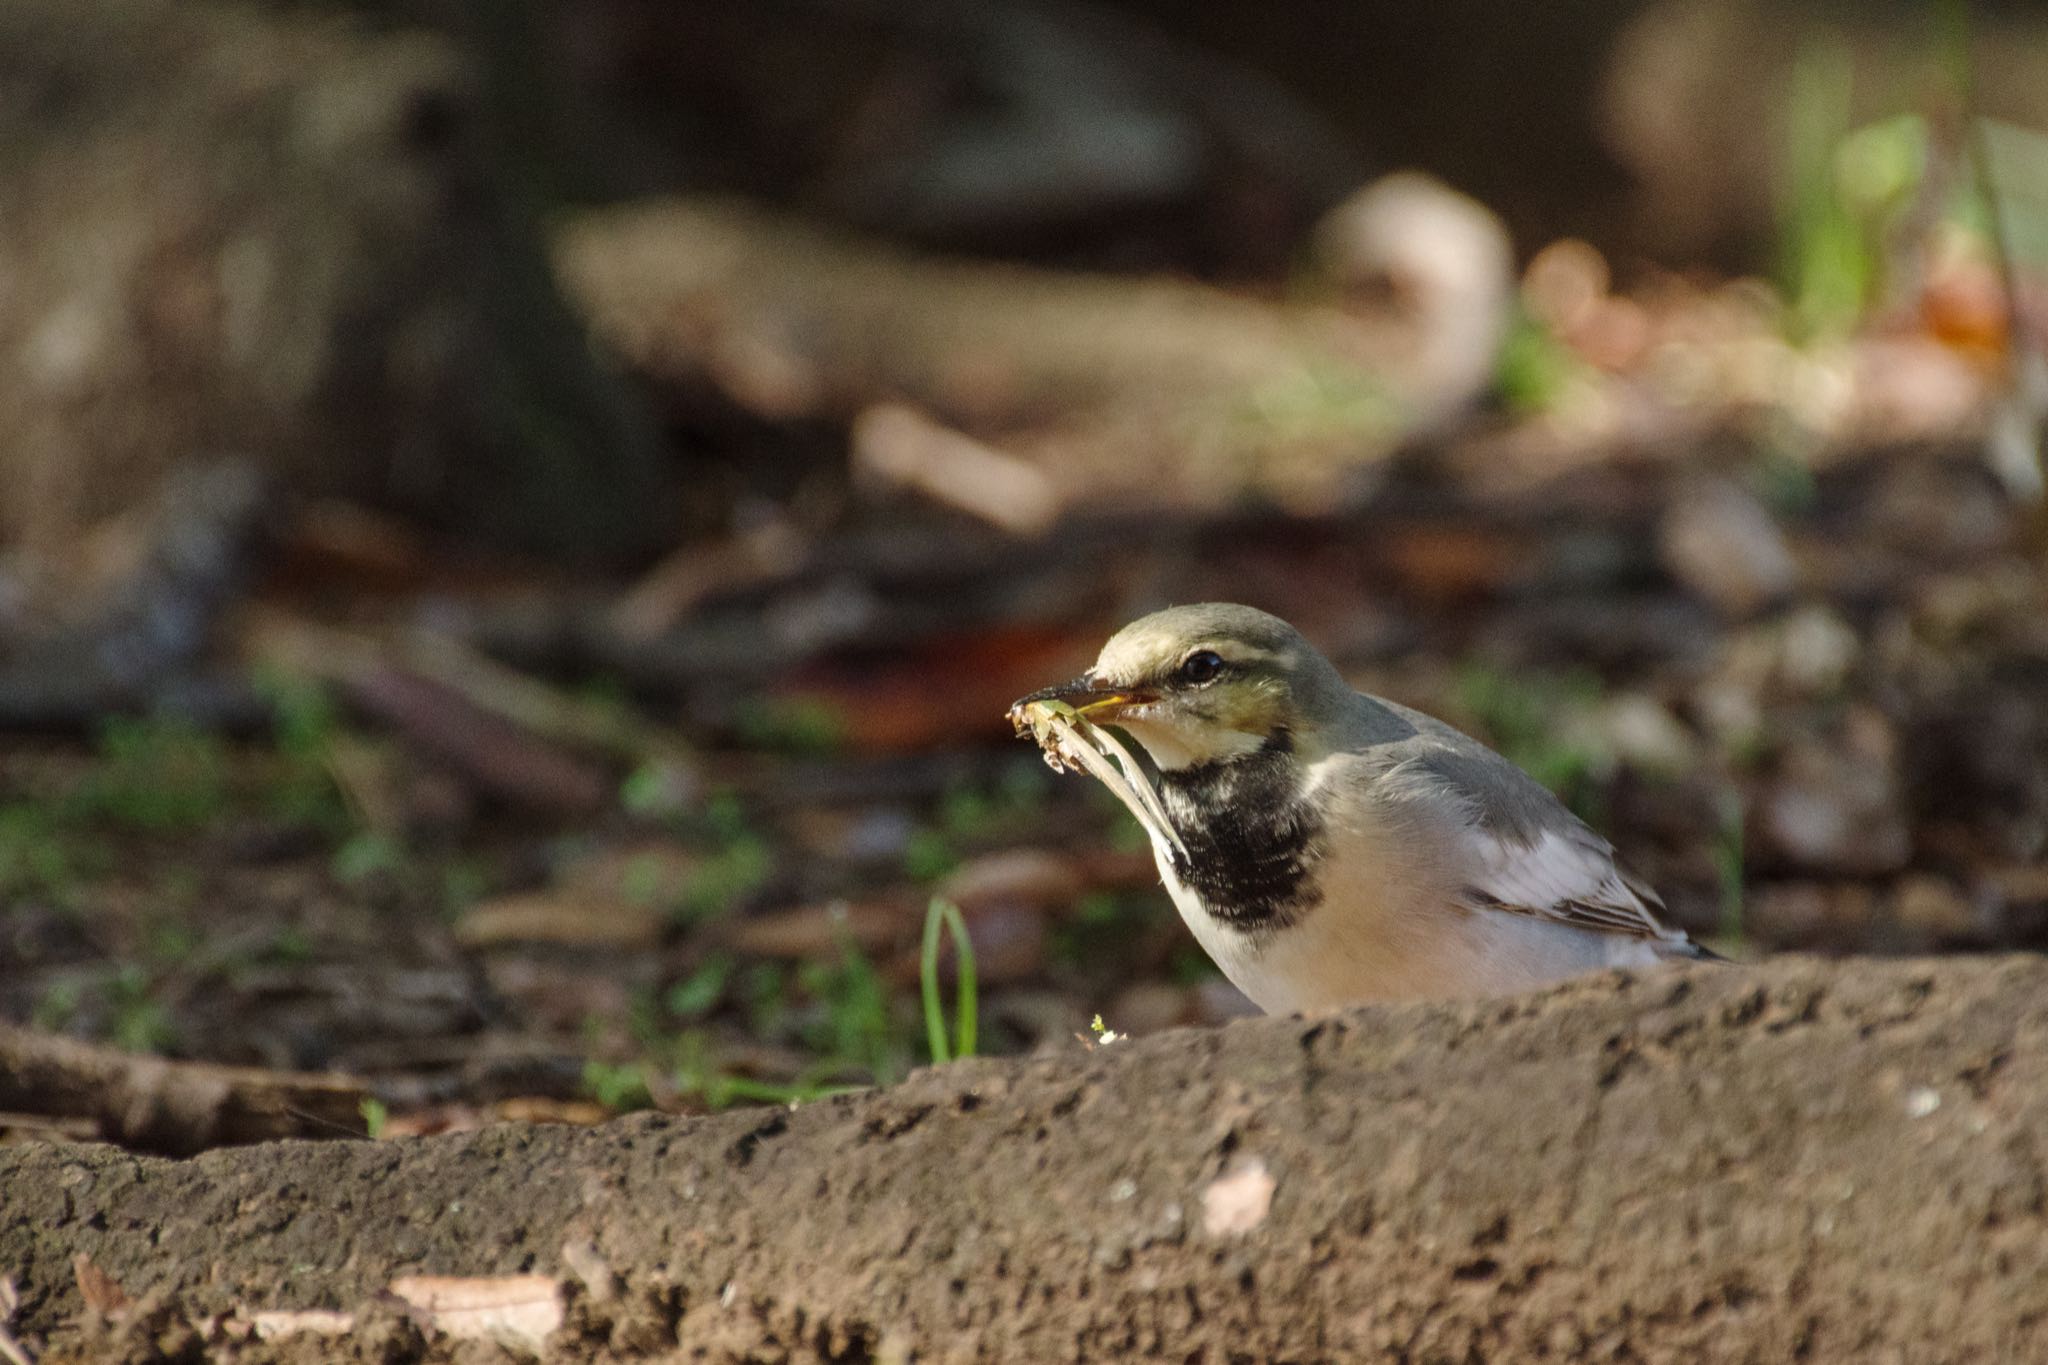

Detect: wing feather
1461,824,1681,942
1369,744,1693,947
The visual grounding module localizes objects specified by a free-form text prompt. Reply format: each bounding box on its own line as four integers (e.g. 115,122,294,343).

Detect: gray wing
1361,730,1697,949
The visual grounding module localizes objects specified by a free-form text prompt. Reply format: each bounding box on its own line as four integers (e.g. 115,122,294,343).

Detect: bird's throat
1154,746,1325,934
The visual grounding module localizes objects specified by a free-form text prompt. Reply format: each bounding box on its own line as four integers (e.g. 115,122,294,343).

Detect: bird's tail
1659,937,1730,964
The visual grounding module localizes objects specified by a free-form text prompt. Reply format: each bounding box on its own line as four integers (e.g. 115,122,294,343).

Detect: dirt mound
4,954,2044,1362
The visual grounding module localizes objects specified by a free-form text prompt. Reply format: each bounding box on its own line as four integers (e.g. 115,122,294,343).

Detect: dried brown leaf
387,1274,563,1350
71,1254,129,1319
712,900,909,959
936,849,1086,915
249,1308,357,1340
454,892,664,951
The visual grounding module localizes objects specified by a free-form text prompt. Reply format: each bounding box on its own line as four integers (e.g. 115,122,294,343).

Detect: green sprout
797,939,903,1084
79,715,230,832
1493,307,1585,416
332,831,404,884
0,803,82,902
732,698,844,756
665,955,733,1019
901,827,958,883
107,964,176,1053
920,897,978,1065
581,1059,656,1112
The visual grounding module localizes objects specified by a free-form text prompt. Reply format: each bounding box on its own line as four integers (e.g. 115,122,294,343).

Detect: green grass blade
921,897,979,1064
921,898,952,1064
941,898,977,1060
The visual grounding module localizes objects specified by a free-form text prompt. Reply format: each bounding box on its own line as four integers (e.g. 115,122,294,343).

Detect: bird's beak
1008,675,1157,724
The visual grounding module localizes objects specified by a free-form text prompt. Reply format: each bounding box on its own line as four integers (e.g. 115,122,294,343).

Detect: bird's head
1013,604,1349,772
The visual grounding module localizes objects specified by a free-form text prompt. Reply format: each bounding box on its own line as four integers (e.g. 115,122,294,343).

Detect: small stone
1201,1156,1276,1237
1758,713,1909,876
1775,605,1860,695
1659,478,1798,618
1581,693,1697,776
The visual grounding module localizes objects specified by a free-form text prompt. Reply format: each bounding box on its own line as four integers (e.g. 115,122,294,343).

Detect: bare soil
6,953,2045,1363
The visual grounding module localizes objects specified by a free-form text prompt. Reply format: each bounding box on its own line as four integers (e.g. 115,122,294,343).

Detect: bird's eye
1177,650,1225,686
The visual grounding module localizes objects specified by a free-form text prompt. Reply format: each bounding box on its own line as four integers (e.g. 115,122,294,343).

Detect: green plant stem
921,898,977,1064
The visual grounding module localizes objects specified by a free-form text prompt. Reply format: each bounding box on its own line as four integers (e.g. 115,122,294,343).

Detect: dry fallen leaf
0,1275,32,1365
785,625,1095,753
1375,524,1530,604
710,900,910,959
249,1308,358,1340
387,1274,563,1351
72,1253,130,1319
936,849,1087,916
454,892,666,952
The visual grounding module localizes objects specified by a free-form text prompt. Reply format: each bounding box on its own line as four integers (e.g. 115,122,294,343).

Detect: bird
1010,603,1718,1012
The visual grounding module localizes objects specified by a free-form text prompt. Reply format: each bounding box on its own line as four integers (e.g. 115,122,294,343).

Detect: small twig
609,520,809,642
250,612,687,774
0,1024,368,1156
851,404,1063,537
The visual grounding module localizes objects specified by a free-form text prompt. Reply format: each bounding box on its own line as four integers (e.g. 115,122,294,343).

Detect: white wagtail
1010,603,1718,1011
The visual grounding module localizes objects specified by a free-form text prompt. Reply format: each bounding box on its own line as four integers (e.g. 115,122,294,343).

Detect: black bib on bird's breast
1155,740,1325,933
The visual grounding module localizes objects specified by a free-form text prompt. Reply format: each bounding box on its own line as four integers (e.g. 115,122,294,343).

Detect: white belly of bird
1151,829,1667,1012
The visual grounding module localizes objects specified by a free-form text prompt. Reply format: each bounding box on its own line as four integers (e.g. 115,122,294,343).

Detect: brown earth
4,952,2044,1363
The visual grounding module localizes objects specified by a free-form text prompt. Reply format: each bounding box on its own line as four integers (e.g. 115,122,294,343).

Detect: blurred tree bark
0,0,674,569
